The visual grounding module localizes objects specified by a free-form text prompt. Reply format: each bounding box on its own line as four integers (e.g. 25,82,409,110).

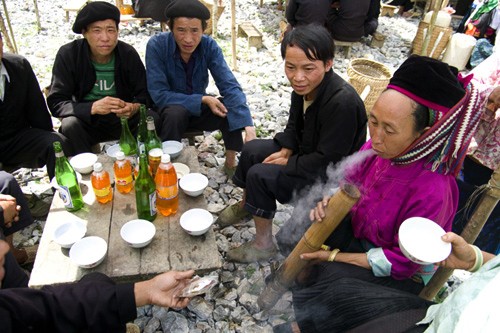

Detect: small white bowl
53,220,87,248
70,236,107,268
162,140,183,159
120,219,156,248
172,163,190,179
180,208,214,236
398,217,452,265
179,173,208,197
70,153,98,174
106,144,122,158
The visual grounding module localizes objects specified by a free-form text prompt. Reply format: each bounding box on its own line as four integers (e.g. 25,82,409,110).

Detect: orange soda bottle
114,151,134,194
91,162,113,204
155,154,178,216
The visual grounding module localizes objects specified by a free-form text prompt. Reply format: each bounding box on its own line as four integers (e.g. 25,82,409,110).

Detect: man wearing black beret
47,1,158,154
146,0,256,175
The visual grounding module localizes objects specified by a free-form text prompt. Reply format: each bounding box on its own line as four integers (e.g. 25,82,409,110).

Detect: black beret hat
387,55,465,113
72,1,121,34
164,0,210,21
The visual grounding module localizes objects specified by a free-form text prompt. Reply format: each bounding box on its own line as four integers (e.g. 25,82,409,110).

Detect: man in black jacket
217,25,367,263
47,1,157,154
0,33,67,179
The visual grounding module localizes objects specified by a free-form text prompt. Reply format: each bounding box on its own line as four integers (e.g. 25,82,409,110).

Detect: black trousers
59,110,160,155
0,171,34,237
232,139,312,219
158,104,243,152
0,128,68,179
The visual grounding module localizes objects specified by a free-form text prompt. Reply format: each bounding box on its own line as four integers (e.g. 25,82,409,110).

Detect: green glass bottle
136,105,148,155
53,142,84,212
145,116,162,154
119,117,138,156
135,153,157,221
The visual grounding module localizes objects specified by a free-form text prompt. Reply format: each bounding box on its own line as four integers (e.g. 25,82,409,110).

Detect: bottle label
138,142,146,155
116,175,133,186
157,185,179,200
58,185,74,209
149,191,157,216
94,186,111,197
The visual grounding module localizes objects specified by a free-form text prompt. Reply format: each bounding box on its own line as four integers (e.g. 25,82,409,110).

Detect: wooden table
29,147,221,288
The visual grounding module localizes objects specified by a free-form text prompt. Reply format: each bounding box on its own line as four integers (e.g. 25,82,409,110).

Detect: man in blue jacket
146,0,255,174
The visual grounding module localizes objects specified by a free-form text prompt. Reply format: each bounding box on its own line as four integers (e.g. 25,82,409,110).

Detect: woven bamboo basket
412,21,452,59
347,58,392,113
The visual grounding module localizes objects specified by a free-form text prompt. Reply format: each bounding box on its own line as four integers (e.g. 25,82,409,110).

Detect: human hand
91,97,126,115
309,196,330,222
113,102,140,119
0,240,9,283
300,249,331,263
202,96,228,118
244,126,256,143
262,148,292,165
134,269,195,308
0,195,20,227
436,232,476,270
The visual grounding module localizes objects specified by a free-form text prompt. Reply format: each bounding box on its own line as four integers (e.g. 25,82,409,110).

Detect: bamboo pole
231,0,237,71
212,0,218,36
258,184,361,310
419,165,500,301
421,0,442,56
33,0,41,32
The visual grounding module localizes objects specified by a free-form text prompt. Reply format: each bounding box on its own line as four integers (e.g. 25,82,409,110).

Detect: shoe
216,201,251,228
223,163,237,179
227,241,277,263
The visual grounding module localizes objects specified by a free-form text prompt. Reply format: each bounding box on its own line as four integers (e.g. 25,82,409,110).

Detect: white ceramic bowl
179,173,208,197
70,153,98,174
53,220,87,248
69,236,107,268
172,163,190,179
162,140,183,159
398,217,452,265
105,144,121,158
120,219,156,248
180,208,214,236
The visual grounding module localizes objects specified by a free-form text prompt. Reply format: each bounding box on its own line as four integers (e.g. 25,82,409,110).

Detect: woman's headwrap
388,55,482,176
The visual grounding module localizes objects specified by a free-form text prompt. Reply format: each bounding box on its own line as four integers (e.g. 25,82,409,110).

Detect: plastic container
155,154,179,217
91,163,113,204
442,33,477,71
114,151,134,194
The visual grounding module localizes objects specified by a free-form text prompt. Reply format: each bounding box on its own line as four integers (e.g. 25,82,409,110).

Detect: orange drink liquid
114,152,134,194
155,154,178,216
91,163,113,204
148,148,163,179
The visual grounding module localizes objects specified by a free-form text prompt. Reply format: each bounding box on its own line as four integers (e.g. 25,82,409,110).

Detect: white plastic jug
442,33,477,71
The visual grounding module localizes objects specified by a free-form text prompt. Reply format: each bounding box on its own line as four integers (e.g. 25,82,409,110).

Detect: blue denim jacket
146,32,253,131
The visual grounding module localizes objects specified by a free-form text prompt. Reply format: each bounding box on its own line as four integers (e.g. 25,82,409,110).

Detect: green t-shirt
84,54,117,101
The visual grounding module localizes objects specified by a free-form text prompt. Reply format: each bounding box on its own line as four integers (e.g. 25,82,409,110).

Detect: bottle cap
93,162,103,172
116,151,125,160
161,154,171,163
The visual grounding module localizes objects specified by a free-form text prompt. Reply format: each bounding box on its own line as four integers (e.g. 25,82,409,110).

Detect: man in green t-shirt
47,1,158,154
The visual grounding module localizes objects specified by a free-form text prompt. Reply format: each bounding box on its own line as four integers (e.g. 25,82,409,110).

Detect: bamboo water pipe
257,183,360,310
419,165,500,301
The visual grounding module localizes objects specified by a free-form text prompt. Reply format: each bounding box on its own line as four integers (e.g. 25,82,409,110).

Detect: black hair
280,24,334,64
167,17,208,32
411,100,430,133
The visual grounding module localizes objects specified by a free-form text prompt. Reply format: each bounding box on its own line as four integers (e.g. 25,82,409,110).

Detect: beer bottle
135,153,157,221
53,142,84,211
91,162,113,204
155,154,178,216
119,117,138,156
114,151,134,194
145,116,162,155
136,105,148,155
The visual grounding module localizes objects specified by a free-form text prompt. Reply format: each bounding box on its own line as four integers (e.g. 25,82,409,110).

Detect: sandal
216,201,251,228
227,241,277,263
